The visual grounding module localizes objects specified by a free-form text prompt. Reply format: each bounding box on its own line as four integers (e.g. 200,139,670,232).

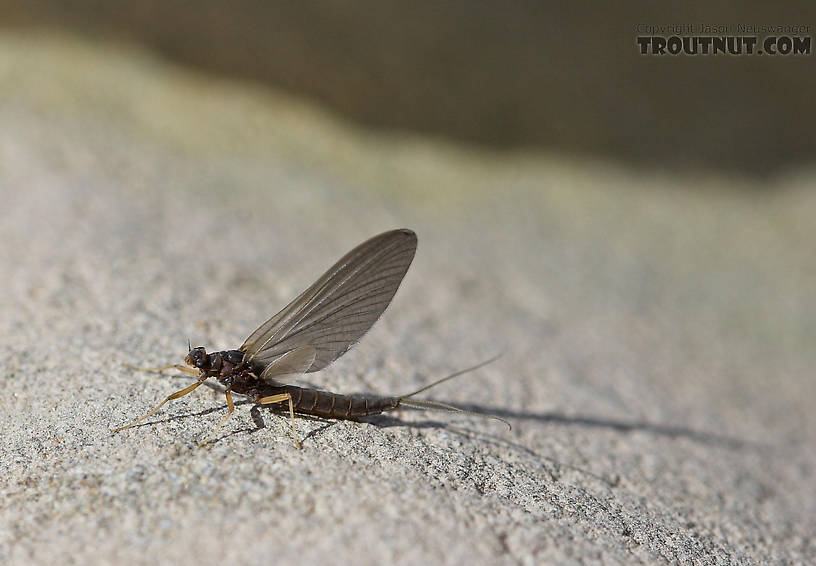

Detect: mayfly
112,229,503,447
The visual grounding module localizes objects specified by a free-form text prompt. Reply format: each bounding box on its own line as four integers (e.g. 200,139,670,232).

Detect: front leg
124,363,198,376
111,376,207,433
198,389,235,447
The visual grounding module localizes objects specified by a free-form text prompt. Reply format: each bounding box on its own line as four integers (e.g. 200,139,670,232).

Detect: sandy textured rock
1,32,814,565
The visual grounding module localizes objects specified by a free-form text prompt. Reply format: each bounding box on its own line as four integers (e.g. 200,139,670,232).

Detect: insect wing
242,229,417,373
260,345,317,383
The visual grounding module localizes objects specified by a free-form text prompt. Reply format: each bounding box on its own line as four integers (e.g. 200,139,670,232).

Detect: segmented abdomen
280,385,400,418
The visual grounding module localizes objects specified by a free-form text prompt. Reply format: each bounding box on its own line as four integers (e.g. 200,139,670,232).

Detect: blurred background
2,1,814,175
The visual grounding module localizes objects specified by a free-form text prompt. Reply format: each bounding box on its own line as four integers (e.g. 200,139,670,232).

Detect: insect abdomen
284,385,400,418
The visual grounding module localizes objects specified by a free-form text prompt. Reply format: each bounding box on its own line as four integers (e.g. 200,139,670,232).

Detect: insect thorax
197,349,252,386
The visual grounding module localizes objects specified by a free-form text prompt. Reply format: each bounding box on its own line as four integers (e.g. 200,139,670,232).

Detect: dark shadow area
111,398,253,431
220,413,337,445
1,1,814,175
227,405,338,445
365,402,762,451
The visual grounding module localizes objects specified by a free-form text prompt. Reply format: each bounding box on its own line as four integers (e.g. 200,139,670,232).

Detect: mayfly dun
112,229,504,447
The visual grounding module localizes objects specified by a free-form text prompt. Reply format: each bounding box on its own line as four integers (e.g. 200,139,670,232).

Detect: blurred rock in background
1,1,814,175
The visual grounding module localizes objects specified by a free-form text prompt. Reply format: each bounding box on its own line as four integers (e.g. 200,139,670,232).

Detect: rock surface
1,32,815,565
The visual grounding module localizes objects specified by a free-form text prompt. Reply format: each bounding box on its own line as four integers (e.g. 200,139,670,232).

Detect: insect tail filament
399,352,503,398
398,353,511,430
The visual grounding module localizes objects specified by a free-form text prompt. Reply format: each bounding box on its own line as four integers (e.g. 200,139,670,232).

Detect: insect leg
111,376,207,433
124,363,198,375
255,393,302,449
198,389,235,447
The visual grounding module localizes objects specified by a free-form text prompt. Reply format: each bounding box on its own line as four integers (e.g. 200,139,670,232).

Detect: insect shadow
222,405,339,444
418,402,755,450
